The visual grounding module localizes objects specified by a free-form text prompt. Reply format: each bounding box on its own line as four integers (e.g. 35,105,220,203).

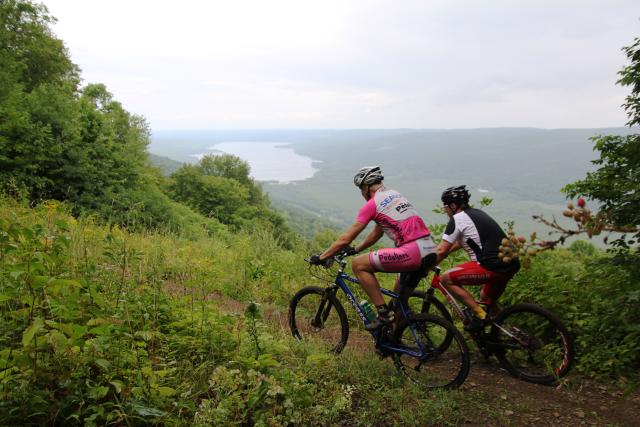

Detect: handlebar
305,249,354,271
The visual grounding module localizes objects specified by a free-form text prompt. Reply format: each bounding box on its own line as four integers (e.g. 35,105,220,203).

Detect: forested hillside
0,0,289,243
1,1,639,425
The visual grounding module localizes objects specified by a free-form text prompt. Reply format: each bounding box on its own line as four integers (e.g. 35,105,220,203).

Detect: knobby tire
288,286,349,354
491,303,574,384
392,313,470,390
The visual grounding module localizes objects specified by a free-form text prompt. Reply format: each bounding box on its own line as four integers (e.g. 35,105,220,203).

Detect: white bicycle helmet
353,166,384,188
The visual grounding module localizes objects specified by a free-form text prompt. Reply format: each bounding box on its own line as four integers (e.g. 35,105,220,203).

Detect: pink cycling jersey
356,187,430,247
356,187,434,273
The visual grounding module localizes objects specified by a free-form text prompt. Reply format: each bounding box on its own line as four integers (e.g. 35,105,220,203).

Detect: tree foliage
0,1,261,239
562,38,640,246
0,1,149,216
168,155,293,245
0,0,78,199
199,154,252,186
170,163,250,225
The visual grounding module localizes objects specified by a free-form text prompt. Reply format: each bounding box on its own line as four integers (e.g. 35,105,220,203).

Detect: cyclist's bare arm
436,239,461,263
319,221,367,261
355,224,383,253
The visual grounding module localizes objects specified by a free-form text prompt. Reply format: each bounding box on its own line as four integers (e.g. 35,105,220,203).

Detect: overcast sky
44,0,639,130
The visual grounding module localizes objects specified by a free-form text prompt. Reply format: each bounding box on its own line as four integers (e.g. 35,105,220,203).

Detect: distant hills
149,127,637,239
147,153,184,176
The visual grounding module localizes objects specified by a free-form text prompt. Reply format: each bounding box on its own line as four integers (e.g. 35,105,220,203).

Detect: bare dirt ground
169,286,640,426
460,357,639,427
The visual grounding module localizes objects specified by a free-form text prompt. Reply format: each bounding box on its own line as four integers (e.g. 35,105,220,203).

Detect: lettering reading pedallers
378,252,410,263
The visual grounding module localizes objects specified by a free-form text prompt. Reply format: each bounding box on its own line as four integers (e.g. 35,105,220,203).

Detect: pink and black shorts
444,261,515,302
369,236,436,273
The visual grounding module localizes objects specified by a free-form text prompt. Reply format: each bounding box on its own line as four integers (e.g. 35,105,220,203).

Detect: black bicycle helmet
441,185,471,205
353,166,384,188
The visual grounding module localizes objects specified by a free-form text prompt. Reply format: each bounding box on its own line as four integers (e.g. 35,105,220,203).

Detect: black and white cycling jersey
442,208,520,274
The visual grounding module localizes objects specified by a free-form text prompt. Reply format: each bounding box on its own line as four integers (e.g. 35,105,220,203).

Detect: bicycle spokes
289,286,349,354
392,314,470,389
311,297,332,328
491,305,573,384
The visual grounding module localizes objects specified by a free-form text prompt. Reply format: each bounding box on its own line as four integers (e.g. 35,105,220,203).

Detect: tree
562,38,640,246
168,156,294,245
199,154,252,186
169,164,250,225
523,37,640,252
0,0,80,199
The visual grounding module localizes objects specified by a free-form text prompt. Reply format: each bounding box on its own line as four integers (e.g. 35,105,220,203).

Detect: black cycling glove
342,246,357,256
308,254,324,265
309,254,334,267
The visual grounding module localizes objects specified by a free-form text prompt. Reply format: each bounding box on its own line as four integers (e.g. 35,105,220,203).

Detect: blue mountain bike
288,252,470,389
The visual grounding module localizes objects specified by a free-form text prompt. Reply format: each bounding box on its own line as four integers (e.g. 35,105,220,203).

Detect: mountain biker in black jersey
309,166,437,330
436,185,521,331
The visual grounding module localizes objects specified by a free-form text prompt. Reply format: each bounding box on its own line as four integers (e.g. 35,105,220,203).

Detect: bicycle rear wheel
491,303,574,384
289,286,349,354
392,313,470,389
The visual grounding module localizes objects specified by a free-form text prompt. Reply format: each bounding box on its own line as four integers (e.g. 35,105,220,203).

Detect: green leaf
135,330,153,341
89,324,114,336
305,353,332,366
47,330,70,351
9,271,25,280
257,353,279,369
0,367,18,383
156,386,176,397
71,324,88,339
132,404,166,417
246,380,269,411
94,359,111,371
48,278,82,294
86,318,111,326
109,380,124,394
88,385,109,400
45,320,74,337
22,318,45,347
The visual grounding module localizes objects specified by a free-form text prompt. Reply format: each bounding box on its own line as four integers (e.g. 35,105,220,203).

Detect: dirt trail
176,288,640,427
460,358,639,426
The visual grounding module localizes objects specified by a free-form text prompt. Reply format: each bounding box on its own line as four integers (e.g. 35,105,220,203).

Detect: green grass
0,197,636,425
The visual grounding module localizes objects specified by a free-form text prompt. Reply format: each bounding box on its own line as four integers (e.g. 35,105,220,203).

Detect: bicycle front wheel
289,286,349,354
392,313,470,390
491,303,574,384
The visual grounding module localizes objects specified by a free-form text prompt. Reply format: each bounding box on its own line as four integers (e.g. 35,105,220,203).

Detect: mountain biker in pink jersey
436,185,521,331
310,166,437,330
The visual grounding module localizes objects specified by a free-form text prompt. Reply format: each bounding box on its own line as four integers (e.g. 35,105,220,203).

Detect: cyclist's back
444,207,520,275
357,186,430,247
437,185,520,329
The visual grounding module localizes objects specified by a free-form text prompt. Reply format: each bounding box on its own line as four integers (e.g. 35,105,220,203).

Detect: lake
193,142,318,183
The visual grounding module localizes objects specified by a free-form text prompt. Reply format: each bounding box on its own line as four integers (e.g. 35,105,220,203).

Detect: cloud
44,0,640,129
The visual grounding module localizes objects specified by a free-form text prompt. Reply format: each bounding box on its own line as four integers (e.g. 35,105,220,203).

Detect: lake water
193,142,318,183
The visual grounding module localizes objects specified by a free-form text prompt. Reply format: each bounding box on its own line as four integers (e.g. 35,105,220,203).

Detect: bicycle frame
424,267,529,349
327,258,429,359
425,268,469,325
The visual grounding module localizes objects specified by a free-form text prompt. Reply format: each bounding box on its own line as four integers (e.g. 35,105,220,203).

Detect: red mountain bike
410,266,574,384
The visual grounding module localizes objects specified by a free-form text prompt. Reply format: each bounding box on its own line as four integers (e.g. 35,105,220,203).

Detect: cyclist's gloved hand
342,246,357,256
309,254,333,268
308,254,324,265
